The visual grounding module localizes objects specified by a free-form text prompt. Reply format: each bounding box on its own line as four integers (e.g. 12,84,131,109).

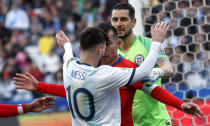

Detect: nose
116,20,122,27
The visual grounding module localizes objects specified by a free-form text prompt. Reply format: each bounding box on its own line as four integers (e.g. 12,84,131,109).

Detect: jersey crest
135,54,144,66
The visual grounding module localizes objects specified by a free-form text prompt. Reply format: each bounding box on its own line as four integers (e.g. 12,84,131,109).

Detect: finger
164,24,170,32
155,23,160,30
16,86,25,89
44,105,54,109
194,106,203,116
13,81,24,86
159,22,165,30
13,77,25,82
16,73,29,79
26,72,34,79
44,96,56,102
46,102,55,106
184,104,191,109
194,112,202,119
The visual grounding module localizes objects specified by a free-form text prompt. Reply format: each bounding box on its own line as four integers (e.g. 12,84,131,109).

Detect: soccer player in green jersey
111,2,174,126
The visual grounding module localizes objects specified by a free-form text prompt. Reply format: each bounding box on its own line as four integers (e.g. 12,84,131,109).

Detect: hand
55,30,70,49
142,68,161,83
26,96,56,112
13,72,38,91
151,22,169,43
181,102,203,119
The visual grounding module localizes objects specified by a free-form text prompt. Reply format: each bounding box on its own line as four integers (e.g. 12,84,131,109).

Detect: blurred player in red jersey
0,96,55,117
13,23,203,125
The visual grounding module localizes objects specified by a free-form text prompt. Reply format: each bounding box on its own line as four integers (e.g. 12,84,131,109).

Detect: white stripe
17,104,24,115
142,83,158,95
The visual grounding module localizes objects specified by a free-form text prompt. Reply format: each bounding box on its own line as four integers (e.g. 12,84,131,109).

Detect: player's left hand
26,96,56,112
181,102,203,119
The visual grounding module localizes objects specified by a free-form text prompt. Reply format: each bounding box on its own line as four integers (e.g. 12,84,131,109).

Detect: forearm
157,58,174,78
0,104,27,117
150,86,183,110
131,42,161,83
37,82,66,97
63,42,73,63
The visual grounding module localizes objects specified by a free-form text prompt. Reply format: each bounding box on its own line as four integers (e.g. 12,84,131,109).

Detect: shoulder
121,58,138,68
113,57,137,68
136,35,152,51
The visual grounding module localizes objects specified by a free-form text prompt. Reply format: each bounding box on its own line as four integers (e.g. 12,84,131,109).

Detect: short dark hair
112,2,135,19
97,22,118,41
80,27,109,50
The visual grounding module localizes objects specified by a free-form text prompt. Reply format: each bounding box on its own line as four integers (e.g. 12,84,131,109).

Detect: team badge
135,54,144,66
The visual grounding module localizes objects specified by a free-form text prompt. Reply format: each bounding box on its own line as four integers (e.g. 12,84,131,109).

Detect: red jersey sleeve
37,82,66,97
0,104,27,117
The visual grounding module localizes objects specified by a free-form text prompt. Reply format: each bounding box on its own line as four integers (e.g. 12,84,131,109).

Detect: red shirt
38,56,183,126
0,104,27,117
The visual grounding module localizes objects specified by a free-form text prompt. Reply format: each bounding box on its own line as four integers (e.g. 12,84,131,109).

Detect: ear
117,40,121,48
96,45,101,55
132,18,136,28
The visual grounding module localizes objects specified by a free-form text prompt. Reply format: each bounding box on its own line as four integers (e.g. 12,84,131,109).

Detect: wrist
17,104,27,114
156,68,164,77
64,42,71,50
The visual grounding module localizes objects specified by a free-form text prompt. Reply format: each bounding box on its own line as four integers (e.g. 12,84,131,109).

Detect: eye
121,17,128,21
112,17,118,22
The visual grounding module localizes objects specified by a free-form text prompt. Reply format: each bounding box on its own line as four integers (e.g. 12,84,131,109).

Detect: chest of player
118,41,148,66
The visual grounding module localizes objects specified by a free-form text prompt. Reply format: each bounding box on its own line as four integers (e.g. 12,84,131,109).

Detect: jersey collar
112,55,124,66
76,61,91,66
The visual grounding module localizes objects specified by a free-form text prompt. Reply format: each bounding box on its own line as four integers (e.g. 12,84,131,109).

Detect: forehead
111,9,130,18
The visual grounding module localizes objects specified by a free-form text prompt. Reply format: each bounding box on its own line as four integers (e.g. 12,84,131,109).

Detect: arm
130,83,203,118
38,82,66,97
0,104,27,117
0,96,55,117
13,72,66,97
130,22,169,83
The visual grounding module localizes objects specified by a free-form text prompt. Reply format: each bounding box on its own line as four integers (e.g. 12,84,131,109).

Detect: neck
107,55,120,66
119,32,135,53
79,52,99,68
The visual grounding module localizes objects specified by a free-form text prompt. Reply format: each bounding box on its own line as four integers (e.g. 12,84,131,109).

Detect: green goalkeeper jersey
117,35,172,126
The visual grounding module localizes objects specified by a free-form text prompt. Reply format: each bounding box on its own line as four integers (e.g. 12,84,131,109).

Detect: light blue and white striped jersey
63,57,135,126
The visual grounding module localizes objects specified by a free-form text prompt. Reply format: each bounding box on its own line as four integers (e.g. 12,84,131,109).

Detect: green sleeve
138,35,168,59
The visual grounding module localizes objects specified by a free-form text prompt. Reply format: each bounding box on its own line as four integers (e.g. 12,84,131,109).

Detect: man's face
111,9,134,39
101,30,119,65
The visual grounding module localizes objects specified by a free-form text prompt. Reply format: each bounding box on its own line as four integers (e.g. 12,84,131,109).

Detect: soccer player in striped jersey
0,96,55,117
14,23,203,125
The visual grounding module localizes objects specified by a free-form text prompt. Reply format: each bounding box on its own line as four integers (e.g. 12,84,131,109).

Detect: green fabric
117,35,171,126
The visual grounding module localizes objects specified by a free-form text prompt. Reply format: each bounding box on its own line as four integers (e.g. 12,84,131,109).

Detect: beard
119,29,132,39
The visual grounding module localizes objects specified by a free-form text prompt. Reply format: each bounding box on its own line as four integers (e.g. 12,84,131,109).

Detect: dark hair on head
97,22,118,40
113,2,135,19
80,27,109,50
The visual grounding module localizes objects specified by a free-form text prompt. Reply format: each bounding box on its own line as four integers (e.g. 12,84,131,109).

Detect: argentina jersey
63,57,136,126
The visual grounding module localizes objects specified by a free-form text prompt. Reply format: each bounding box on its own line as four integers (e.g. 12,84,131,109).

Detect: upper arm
100,66,136,90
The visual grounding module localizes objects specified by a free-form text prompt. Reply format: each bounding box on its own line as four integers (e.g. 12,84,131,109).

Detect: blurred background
0,0,209,126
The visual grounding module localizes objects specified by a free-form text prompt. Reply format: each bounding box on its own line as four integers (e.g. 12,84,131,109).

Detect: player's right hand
55,30,70,49
26,96,56,112
181,102,203,119
13,72,38,91
151,22,169,43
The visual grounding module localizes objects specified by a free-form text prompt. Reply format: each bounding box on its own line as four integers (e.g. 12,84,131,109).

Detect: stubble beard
118,29,132,39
